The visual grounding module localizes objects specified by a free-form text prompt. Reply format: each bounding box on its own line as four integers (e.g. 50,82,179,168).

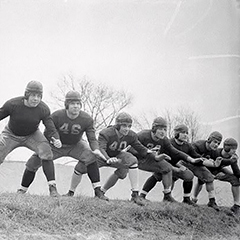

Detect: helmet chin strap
175,137,184,145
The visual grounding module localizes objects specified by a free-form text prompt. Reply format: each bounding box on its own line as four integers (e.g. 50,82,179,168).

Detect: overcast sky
0,0,239,125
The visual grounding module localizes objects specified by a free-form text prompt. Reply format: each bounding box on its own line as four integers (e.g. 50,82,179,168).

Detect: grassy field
0,193,239,240
0,161,239,239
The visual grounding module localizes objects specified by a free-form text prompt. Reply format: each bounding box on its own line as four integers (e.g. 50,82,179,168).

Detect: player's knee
38,143,53,160
25,164,38,173
128,156,138,167
203,175,214,183
230,176,240,186
153,173,162,181
75,162,87,174
158,160,172,174
160,165,172,174
115,169,128,179
185,171,194,181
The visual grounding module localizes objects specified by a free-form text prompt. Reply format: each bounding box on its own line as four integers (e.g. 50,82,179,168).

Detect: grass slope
0,193,239,240
0,161,234,207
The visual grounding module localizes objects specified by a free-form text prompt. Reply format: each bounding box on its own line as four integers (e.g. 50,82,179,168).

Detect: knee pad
26,162,39,173
115,168,128,179
25,154,42,172
185,171,194,181
38,142,53,160
75,162,87,174
158,160,172,174
153,172,162,181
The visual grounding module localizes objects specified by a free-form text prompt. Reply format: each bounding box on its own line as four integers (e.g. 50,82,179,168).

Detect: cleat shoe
131,195,145,206
207,198,220,211
17,189,27,194
94,187,109,201
139,194,151,203
163,192,177,202
230,204,240,215
131,191,145,206
139,193,146,199
62,190,74,197
183,197,197,206
49,184,60,197
191,198,198,204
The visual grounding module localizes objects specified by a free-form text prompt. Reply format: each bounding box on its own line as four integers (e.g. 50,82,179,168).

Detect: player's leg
110,152,144,206
140,173,161,199
0,126,21,165
139,156,175,202
215,172,240,214
183,162,218,209
25,130,59,196
64,165,85,197
67,141,108,200
18,154,42,194
86,160,108,201
102,168,128,193
176,168,196,205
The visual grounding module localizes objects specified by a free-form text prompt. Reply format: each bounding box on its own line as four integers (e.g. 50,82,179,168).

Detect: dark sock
42,160,55,182
21,169,36,188
183,181,193,194
142,175,158,193
87,161,100,183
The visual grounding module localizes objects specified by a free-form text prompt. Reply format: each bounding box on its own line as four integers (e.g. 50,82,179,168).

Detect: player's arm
230,155,240,177
165,139,191,162
41,108,61,148
173,161,187,172
85,119,99,151
98,131,111,160
97,132,121,164
131,135,149,158
0,100,11,121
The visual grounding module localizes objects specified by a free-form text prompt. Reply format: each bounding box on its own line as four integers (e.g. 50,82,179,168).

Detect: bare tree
134,107,204,142
162,107,201,142
50,74,133,130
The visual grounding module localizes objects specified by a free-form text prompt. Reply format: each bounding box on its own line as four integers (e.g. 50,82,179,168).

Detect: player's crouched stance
0,81,62,196
65,112,158,206
18,90,108,201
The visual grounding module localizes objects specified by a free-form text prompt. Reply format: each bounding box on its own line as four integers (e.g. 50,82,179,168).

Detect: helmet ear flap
207,138,211,143
24,81,43,99
151,126,157,133
175,133,180,139
224,147,231,153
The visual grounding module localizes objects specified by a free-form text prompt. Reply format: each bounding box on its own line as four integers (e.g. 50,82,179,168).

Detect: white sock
128,165,139,192
70,171,83,192
48,180,56,186
208,190,215,199
20,186,28,192
92,182,101,189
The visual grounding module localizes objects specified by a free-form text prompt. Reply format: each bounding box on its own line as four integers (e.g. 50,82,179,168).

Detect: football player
191,131,224,210
65,112,158,206
194,137,240,214
0,81,62,195
18,90,108,200
135,119,202,203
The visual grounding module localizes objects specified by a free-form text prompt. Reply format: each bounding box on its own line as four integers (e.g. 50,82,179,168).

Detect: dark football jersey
0,96,59,138
170,138,201,158
136,129,189,164
192,140,219,160
98,126,148,158
214,148,240,177
46,109,98,150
